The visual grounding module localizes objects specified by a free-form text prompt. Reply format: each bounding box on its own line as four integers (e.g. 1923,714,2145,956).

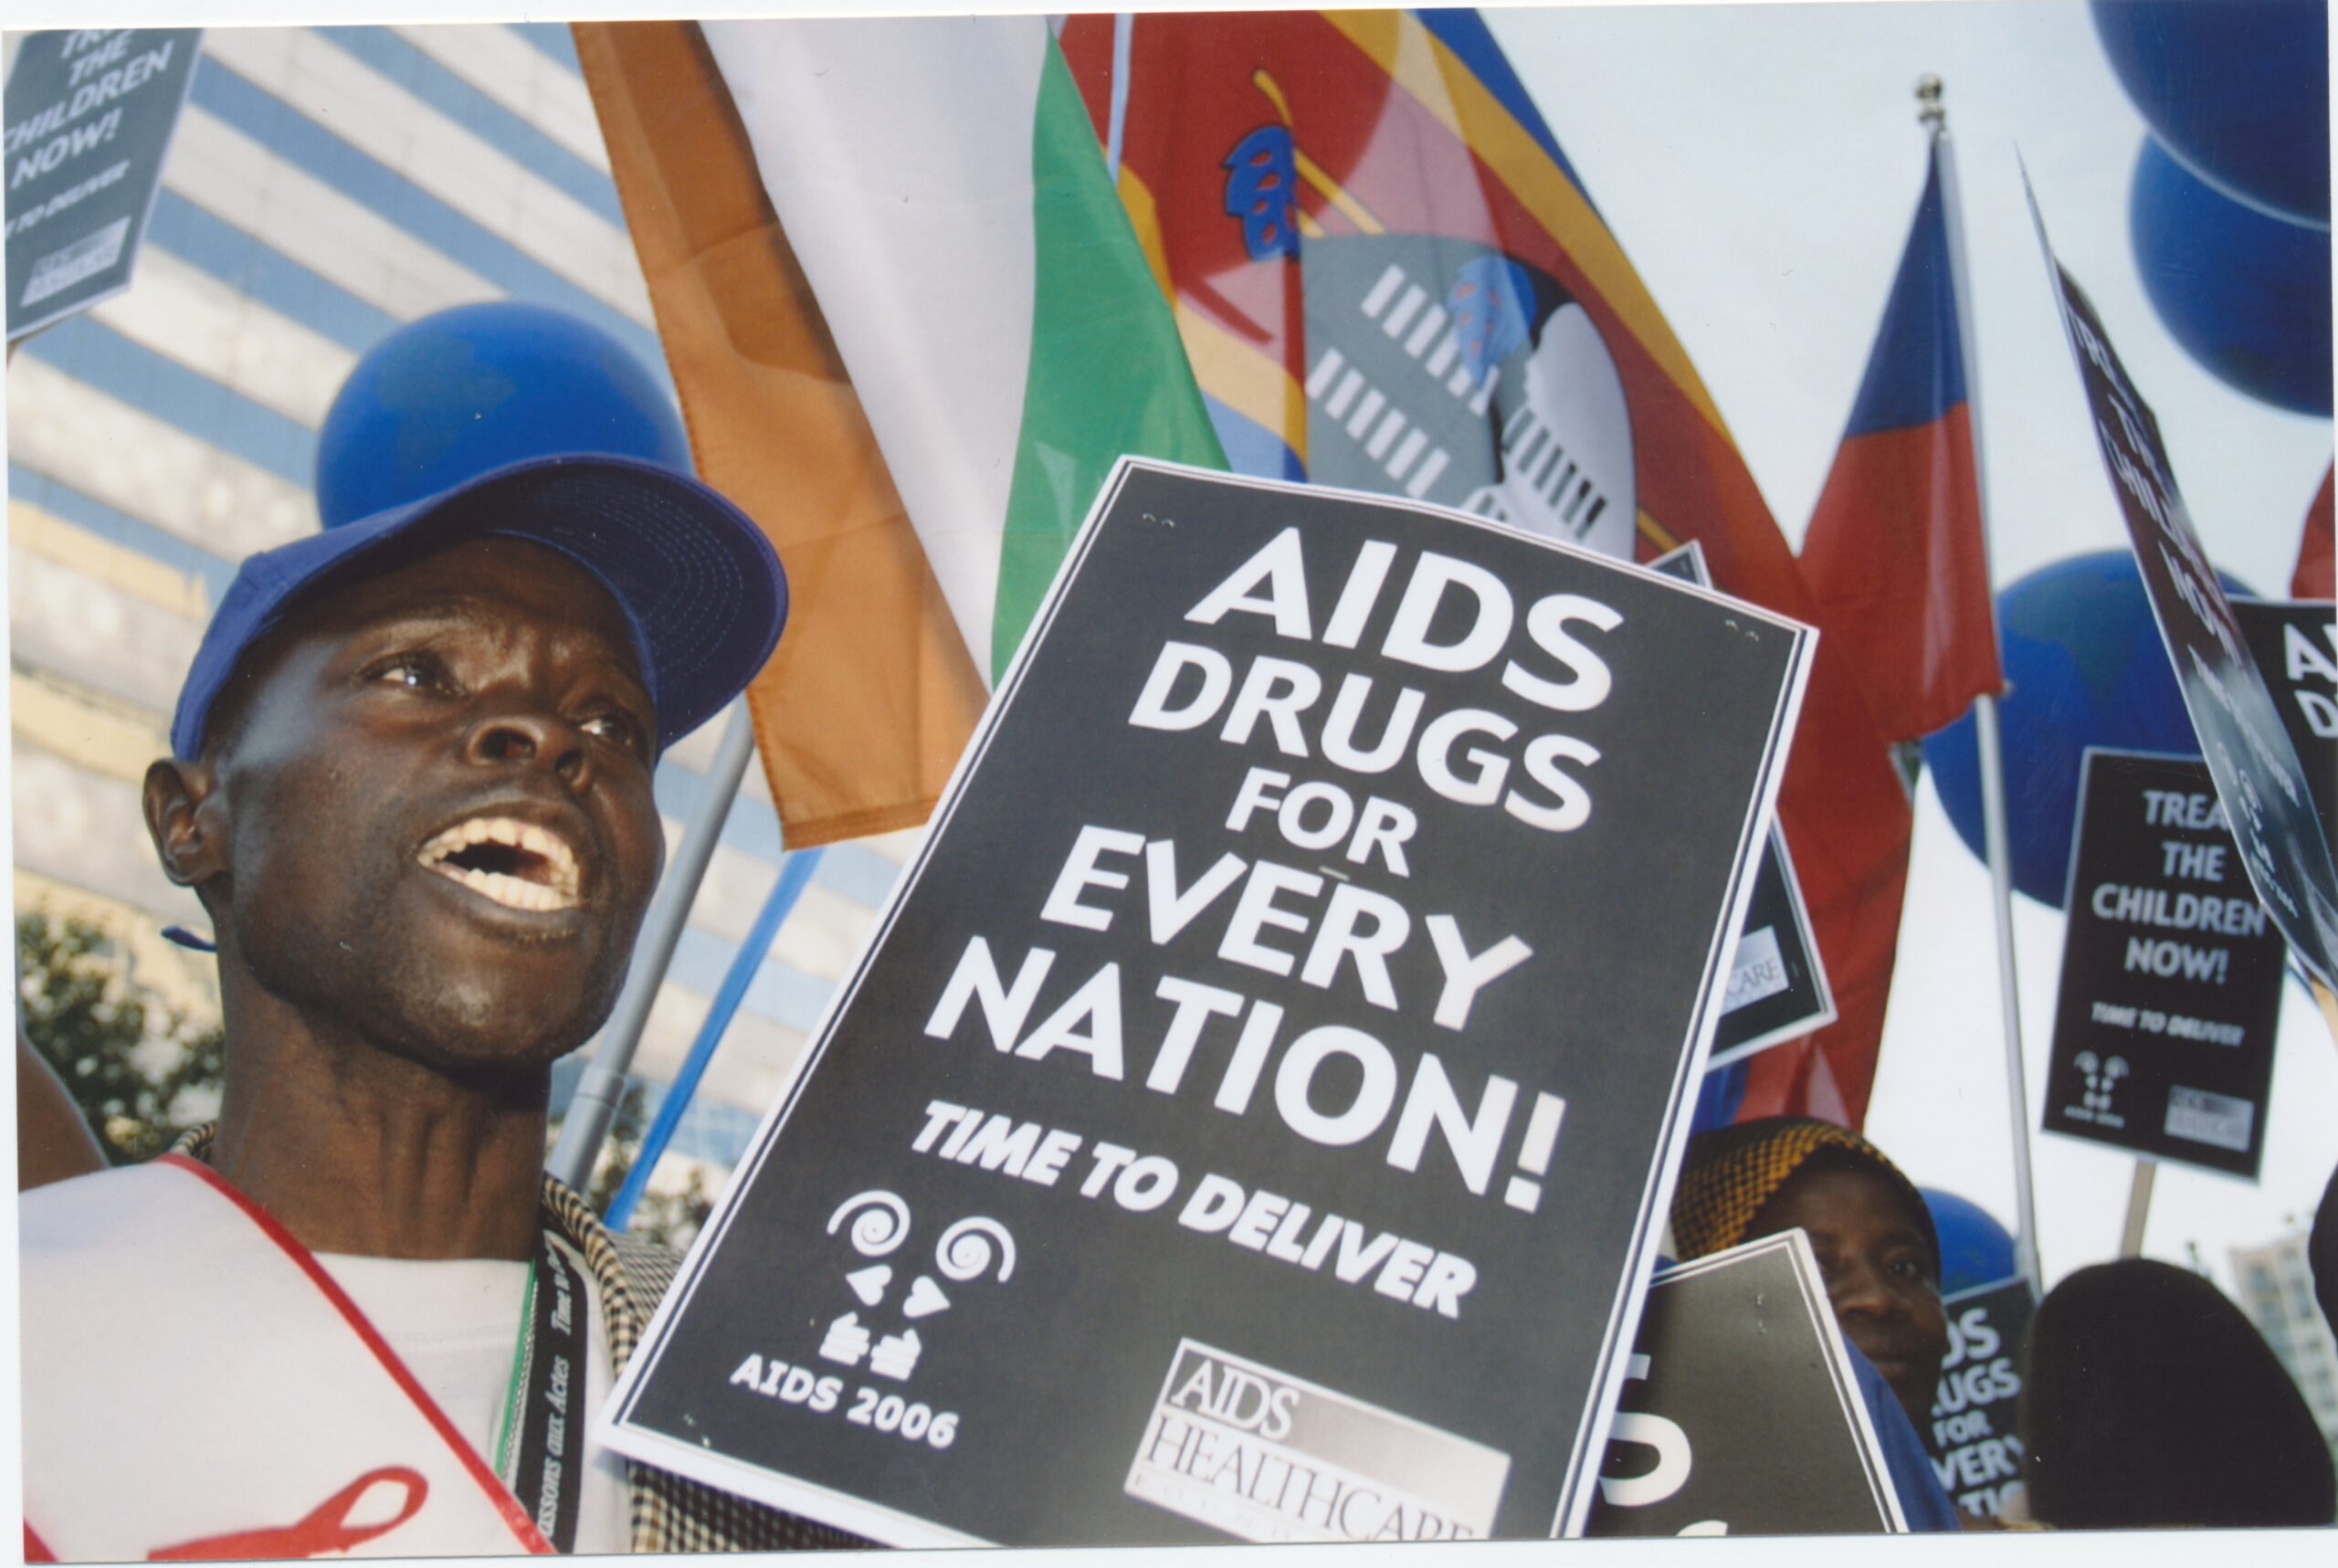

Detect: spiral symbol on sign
826,1191,911,1258
935,1216,1016,1283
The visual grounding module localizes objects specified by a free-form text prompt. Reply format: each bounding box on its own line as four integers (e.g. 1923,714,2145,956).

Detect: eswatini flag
1800,139,2003,742
1062,10,1914,1126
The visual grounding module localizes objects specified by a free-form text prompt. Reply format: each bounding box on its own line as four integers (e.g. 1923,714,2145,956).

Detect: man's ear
143,757,226,890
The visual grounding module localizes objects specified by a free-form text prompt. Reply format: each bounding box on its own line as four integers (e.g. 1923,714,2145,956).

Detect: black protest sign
1705,772,1834,1064
2029,184,2338,989
5,29,202,341
1583,1232,1903,1537
2044,749,2287,1177
1649,542,1835,1062
2232,601,2336,858
602,461,1811,1544
1922,1275,2034,1521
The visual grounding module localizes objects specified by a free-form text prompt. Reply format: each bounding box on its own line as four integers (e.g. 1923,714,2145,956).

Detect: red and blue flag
1800,141,2004,742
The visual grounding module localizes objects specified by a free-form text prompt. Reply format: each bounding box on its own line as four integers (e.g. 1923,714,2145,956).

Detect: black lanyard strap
509,1228,588,1553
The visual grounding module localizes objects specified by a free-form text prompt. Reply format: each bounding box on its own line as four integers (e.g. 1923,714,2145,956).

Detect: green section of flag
991,39,1227,682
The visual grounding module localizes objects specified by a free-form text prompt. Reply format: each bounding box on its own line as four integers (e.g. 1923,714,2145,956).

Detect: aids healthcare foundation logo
1124,1341,1509,1542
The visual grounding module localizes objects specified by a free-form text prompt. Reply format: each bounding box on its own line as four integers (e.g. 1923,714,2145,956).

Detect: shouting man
19,416,857,1554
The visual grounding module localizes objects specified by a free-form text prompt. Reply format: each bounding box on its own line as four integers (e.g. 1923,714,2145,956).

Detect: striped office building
5,23,916,1193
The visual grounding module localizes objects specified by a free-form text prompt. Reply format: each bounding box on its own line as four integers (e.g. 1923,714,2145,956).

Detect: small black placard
1921,1276,2034,1521
5,29,203,341
1584,1232,1903,1537
1649,542,1834,1063
2042,749,2288,1177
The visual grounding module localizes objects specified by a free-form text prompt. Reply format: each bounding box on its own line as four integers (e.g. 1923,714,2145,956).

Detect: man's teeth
445,865,574,912
416,816,583,911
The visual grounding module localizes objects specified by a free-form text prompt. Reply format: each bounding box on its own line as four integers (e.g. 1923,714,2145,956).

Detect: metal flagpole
1105,14,1133,185
1974,698,2042,1293
2119,1159,2156,1258
1926,76,2043,1298
548,697,759,1191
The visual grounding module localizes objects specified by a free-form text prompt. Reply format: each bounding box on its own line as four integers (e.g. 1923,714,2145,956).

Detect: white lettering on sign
1134,531,1623,836
1722,926,1789,1013
1126,1341,1508,1540
2284,621,2338,686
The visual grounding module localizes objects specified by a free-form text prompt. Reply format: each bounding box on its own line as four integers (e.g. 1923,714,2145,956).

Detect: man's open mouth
416,816,584,913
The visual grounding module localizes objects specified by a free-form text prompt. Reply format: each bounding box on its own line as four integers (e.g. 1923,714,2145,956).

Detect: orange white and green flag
577,17,1223,847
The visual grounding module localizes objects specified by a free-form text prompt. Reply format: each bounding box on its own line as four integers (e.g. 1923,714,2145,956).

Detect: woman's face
1752,1165,1949,1431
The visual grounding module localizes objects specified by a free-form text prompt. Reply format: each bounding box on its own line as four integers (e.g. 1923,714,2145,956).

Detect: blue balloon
1923,552,2254,907
315,301,691,529
2091,0,2329,225
1922,1188,2017,1297
2131,137,2333,417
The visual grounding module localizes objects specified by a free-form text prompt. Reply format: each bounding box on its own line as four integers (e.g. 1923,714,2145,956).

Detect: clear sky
1487,0,2335,1294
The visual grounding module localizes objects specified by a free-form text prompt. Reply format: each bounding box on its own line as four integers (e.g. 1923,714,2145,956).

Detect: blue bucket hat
170,302,785,759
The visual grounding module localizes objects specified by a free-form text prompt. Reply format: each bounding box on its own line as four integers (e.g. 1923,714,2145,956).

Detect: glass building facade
5,23,911,1180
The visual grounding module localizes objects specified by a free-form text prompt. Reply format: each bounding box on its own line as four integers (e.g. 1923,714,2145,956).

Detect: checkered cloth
1669,1115,1938,1270
174,1127,867,1553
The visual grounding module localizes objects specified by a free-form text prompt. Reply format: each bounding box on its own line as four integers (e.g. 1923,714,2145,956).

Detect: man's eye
375,655,446,690
581,711,645,752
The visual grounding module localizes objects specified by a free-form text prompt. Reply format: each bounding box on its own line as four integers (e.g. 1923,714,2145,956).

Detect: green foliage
16,914,225,1163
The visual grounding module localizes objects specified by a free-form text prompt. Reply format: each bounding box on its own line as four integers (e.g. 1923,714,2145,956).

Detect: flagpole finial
1917,75,1947,131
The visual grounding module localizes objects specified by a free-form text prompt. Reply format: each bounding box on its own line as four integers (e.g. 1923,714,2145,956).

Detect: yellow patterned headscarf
1670,1116,1938,1268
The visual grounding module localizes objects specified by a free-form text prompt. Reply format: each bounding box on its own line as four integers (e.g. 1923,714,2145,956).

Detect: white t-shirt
317,1237,632,1554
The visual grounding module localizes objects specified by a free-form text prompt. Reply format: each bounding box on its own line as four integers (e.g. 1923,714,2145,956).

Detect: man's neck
206,1004,554,1262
